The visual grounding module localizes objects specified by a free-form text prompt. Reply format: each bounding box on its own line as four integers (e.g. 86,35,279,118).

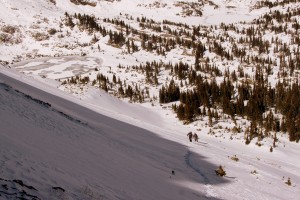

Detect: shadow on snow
0,73,231,200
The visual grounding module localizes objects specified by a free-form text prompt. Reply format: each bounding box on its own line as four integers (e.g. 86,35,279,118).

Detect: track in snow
184,149,222,199
185,150,210,184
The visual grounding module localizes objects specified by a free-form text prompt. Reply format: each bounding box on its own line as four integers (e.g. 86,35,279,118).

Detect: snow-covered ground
0,0,267,65
0,0,263,26
1,0,300,199
1,63,299,199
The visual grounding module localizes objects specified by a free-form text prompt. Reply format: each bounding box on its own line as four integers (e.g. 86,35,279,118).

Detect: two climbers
187,131,198,142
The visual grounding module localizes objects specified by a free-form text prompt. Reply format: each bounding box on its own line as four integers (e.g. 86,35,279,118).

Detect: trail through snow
184,149,219,199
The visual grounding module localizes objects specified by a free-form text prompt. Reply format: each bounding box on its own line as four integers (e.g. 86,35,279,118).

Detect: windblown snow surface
0,65,299,200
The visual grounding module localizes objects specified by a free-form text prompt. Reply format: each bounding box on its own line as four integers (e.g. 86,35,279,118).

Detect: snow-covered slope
1,65,299,199
0,0,261,26
0,67,212,200
0,0,280,64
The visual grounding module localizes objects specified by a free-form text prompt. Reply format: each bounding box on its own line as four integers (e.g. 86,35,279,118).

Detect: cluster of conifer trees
159,64,300,142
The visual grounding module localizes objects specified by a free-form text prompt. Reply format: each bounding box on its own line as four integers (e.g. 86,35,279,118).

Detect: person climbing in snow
193,133,199,142
187,131,193,142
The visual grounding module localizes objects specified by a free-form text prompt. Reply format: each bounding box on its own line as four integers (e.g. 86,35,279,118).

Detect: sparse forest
59,2,300,144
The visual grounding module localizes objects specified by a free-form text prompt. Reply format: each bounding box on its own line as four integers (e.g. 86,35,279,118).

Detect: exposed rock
70,0,97,7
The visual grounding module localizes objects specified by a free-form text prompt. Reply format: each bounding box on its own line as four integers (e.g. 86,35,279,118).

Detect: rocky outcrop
70,0,97,7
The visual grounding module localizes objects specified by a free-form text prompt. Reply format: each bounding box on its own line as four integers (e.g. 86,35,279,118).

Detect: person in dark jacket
193,133,199,142
187,131,193,142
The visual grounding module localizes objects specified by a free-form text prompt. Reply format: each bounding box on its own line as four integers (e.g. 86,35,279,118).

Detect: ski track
184,149,219,199
185,150,210,184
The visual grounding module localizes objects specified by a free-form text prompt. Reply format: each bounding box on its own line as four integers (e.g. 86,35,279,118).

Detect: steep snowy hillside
1,63,300,200
0,68,213,200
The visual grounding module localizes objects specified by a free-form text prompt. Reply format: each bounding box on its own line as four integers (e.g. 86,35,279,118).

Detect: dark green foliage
159,80,180,103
